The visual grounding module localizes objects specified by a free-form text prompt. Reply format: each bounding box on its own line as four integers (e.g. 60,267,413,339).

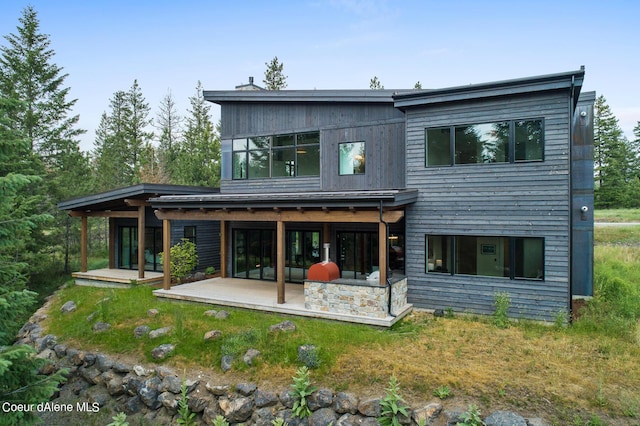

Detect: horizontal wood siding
171,220,221,272
404,91,572,321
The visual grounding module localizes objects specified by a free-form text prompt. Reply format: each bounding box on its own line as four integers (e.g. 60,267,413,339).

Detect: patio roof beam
124,199,151,207
69,210,139,219
154,208,404,224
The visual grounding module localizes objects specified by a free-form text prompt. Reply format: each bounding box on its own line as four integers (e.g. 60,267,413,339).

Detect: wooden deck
153,277,411,327
73,268,164,288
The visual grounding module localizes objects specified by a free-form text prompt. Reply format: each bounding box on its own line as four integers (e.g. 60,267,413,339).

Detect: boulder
60,301,76,313
221,355,234,372
484,411,527,426
333,392,359,415
310,407,338,426
219,396,254,423
357,398,380,417
236,382,258,396
151,344,175,360
92,322,111,333
243,348,261,365
269,320,296,333
204,330,222,341
254,389,279,408
308,388,333,411
148,326,173,339
134,325,151,338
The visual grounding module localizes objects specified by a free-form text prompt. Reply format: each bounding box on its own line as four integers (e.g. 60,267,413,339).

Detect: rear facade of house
202,68,594,321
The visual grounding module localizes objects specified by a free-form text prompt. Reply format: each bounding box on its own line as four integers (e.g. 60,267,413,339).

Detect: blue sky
1,0,638,151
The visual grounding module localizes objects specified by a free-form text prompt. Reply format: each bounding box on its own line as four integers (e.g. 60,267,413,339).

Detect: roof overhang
203,89,405,105
393,68,586,110
58,183,220,213
150,189,418,211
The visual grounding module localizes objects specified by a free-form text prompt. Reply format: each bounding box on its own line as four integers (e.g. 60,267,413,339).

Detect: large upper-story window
426,119,543,167
233,131,320,179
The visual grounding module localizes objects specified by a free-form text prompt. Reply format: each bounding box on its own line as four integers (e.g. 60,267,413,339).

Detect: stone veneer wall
304,278,408,318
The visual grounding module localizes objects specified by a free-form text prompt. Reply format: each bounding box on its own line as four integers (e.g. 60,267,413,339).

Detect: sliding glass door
233,229,275,280
337,231,379,280
285,231,321,283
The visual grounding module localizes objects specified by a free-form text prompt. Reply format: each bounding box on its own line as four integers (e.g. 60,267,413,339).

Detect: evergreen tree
171,81,220,187
414,81,422,89
0,6,84,164
593,95,636,208
154,90,182,180
93,81,153,189
263,56,288,90
369,76,384,89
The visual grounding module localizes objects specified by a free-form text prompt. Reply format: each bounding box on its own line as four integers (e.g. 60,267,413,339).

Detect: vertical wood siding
404,92,572,321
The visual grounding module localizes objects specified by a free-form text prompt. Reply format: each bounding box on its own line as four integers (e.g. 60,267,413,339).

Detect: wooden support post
220,220,227,278
277,220,285,304
80,216,88,272
378,221,387,285
108,217,116,269
137,206,145,279
163,219,171,290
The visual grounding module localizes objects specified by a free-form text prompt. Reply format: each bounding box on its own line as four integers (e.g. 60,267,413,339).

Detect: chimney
249,76,254,85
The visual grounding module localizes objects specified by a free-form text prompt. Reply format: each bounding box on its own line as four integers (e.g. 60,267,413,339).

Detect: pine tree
171,81,220,187
0,6,85,163
414,81,422,89
593,95,636,208
369,76,384,89
155,90,182,180
263,56,288,90
93,81,153,189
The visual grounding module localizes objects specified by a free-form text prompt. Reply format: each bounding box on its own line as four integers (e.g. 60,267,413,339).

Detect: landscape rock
269,320,296,333
243,348,261,365
95,354,114,372
187,394,209,413
92,322,111,332
147,308,159,317
134,325,151,338
148,326,173,339
158,391,179,412
161,375,182,394
308,388,333,411
139,376,162,409
310,407,338,426
254,389,279,407
219,396,254,423
336,413,379,426
333,392,359,414
358,398,380,417
221,355,234,372
151,344,175,360
53,344,67,358
60,300,76,313
204,329,222,341
412,402,443,425
133,365,151,376
206,383,230,396
86,311,99,322
215,310,230,320
194,271,206,280
36,334,57,352
236,382,258,396
112,361,131,373
204,309,218,316
124,395,145,414
484,410,527,426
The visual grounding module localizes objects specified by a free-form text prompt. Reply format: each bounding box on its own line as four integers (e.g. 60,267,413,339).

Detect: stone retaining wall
15,298,549,426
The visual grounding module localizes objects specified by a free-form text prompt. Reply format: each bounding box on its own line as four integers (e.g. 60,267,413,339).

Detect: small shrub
492,292,511,328
205,266,216,275
297,344,321,369
160,238,198,283
378,376,409,426
433,384,452,399
106,412,129,426
212,415,229,426
177,378,197,426
457,404,485,426
290,366,317,419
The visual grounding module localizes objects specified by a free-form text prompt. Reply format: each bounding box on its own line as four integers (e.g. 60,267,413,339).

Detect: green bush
379,376,409,426
492,292,511,329
160,238,198,283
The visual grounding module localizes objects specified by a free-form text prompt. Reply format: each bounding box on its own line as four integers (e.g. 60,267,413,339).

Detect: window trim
425,118,545,167
425,234,544,281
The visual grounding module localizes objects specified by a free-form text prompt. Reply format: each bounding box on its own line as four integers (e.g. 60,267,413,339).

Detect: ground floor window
118,226,163,272
426,235,544,280
286,230,321,282
233,229,275,280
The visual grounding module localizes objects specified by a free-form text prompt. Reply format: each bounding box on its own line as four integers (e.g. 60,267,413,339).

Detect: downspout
568,75,575,317
380,200,396,317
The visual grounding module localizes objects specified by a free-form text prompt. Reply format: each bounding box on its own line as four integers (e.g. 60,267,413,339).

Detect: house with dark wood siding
61,68,594,324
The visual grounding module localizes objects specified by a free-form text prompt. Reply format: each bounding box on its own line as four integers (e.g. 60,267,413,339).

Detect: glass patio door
285,230,321,283
337,231,379,280
233,229,275,280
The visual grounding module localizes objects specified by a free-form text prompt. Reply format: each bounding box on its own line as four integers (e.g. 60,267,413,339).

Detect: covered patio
153,277,411,327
